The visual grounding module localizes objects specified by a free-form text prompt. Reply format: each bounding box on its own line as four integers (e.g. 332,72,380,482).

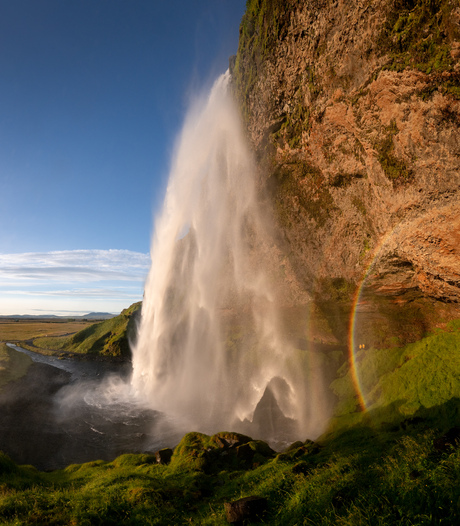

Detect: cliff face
233,0,460,345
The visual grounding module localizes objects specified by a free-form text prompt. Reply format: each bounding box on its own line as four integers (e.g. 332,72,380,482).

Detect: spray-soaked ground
0,346,184,470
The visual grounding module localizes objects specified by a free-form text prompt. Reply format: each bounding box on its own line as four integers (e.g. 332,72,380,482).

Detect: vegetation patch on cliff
273,160,337,228
376,121,415,186
232,0,290,121
380,0,460,74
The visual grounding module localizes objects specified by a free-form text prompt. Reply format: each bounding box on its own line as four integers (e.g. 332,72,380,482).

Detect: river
0,345,182,470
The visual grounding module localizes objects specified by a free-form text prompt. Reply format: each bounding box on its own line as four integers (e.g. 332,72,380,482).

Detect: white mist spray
131,72,328,444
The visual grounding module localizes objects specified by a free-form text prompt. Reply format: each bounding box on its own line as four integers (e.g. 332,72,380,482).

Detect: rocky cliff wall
232,0,460,345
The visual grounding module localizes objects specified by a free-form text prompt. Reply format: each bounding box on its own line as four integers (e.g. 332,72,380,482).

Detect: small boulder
212,432,252,448
303,439,322,455
155,448,173,465
224,496,267,523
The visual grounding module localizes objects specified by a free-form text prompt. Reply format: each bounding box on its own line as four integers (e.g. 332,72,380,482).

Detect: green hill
32,302,142,360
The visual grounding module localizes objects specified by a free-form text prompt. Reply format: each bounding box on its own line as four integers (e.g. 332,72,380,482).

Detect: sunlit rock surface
233,0,460,343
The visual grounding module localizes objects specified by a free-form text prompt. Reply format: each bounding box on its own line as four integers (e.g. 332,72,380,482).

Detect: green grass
2,321,460,523
330,319,460,430
32,302,141,359
0,319,93,342
2,422,460,524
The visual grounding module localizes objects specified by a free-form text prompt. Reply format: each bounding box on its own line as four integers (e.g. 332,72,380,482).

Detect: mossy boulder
170,431,275,473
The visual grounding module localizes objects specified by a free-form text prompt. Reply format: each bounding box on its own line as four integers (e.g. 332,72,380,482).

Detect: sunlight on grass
1,322,460,523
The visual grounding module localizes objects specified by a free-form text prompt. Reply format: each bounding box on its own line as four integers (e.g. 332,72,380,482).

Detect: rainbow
347,226,400,411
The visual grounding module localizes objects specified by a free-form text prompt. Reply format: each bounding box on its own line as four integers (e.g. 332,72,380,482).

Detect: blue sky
0,0,246,315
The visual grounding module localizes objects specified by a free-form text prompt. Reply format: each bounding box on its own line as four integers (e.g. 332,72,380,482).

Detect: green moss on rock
273,160,337,228
379,0,460,73
376,121,414,186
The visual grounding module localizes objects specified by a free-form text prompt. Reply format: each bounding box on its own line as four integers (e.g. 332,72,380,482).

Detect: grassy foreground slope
329,320,460,433
1,423,460,524
2,322,460,524
31,302,142,360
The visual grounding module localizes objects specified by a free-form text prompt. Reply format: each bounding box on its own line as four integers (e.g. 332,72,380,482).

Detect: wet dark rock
214,436,229,449
224,495,267,524
176,433,275,474
277,439,321,462
303,439,322,455
250,440,276,458
239,378,297,445
155,448,173,465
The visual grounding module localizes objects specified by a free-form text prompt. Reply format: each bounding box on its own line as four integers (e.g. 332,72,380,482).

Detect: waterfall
131,72,328,444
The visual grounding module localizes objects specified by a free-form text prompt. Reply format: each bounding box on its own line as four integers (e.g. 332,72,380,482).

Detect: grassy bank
330,319,460,433
1,321,460,524
16,303,141,360
1,423,460,524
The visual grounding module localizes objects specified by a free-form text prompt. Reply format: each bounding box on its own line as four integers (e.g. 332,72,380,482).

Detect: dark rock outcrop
155,448,173,464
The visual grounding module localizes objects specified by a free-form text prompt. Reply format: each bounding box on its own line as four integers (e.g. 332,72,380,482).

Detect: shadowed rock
155,448,173,464
248,378,298,443
224,496,267,524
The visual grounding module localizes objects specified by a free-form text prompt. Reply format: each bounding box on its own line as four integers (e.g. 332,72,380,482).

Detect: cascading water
131,71,329,445
2,72,332,471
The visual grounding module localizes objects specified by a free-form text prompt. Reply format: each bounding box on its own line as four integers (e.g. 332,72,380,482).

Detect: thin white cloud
2,288,141,299
0,249,150,283
0,249,150,314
